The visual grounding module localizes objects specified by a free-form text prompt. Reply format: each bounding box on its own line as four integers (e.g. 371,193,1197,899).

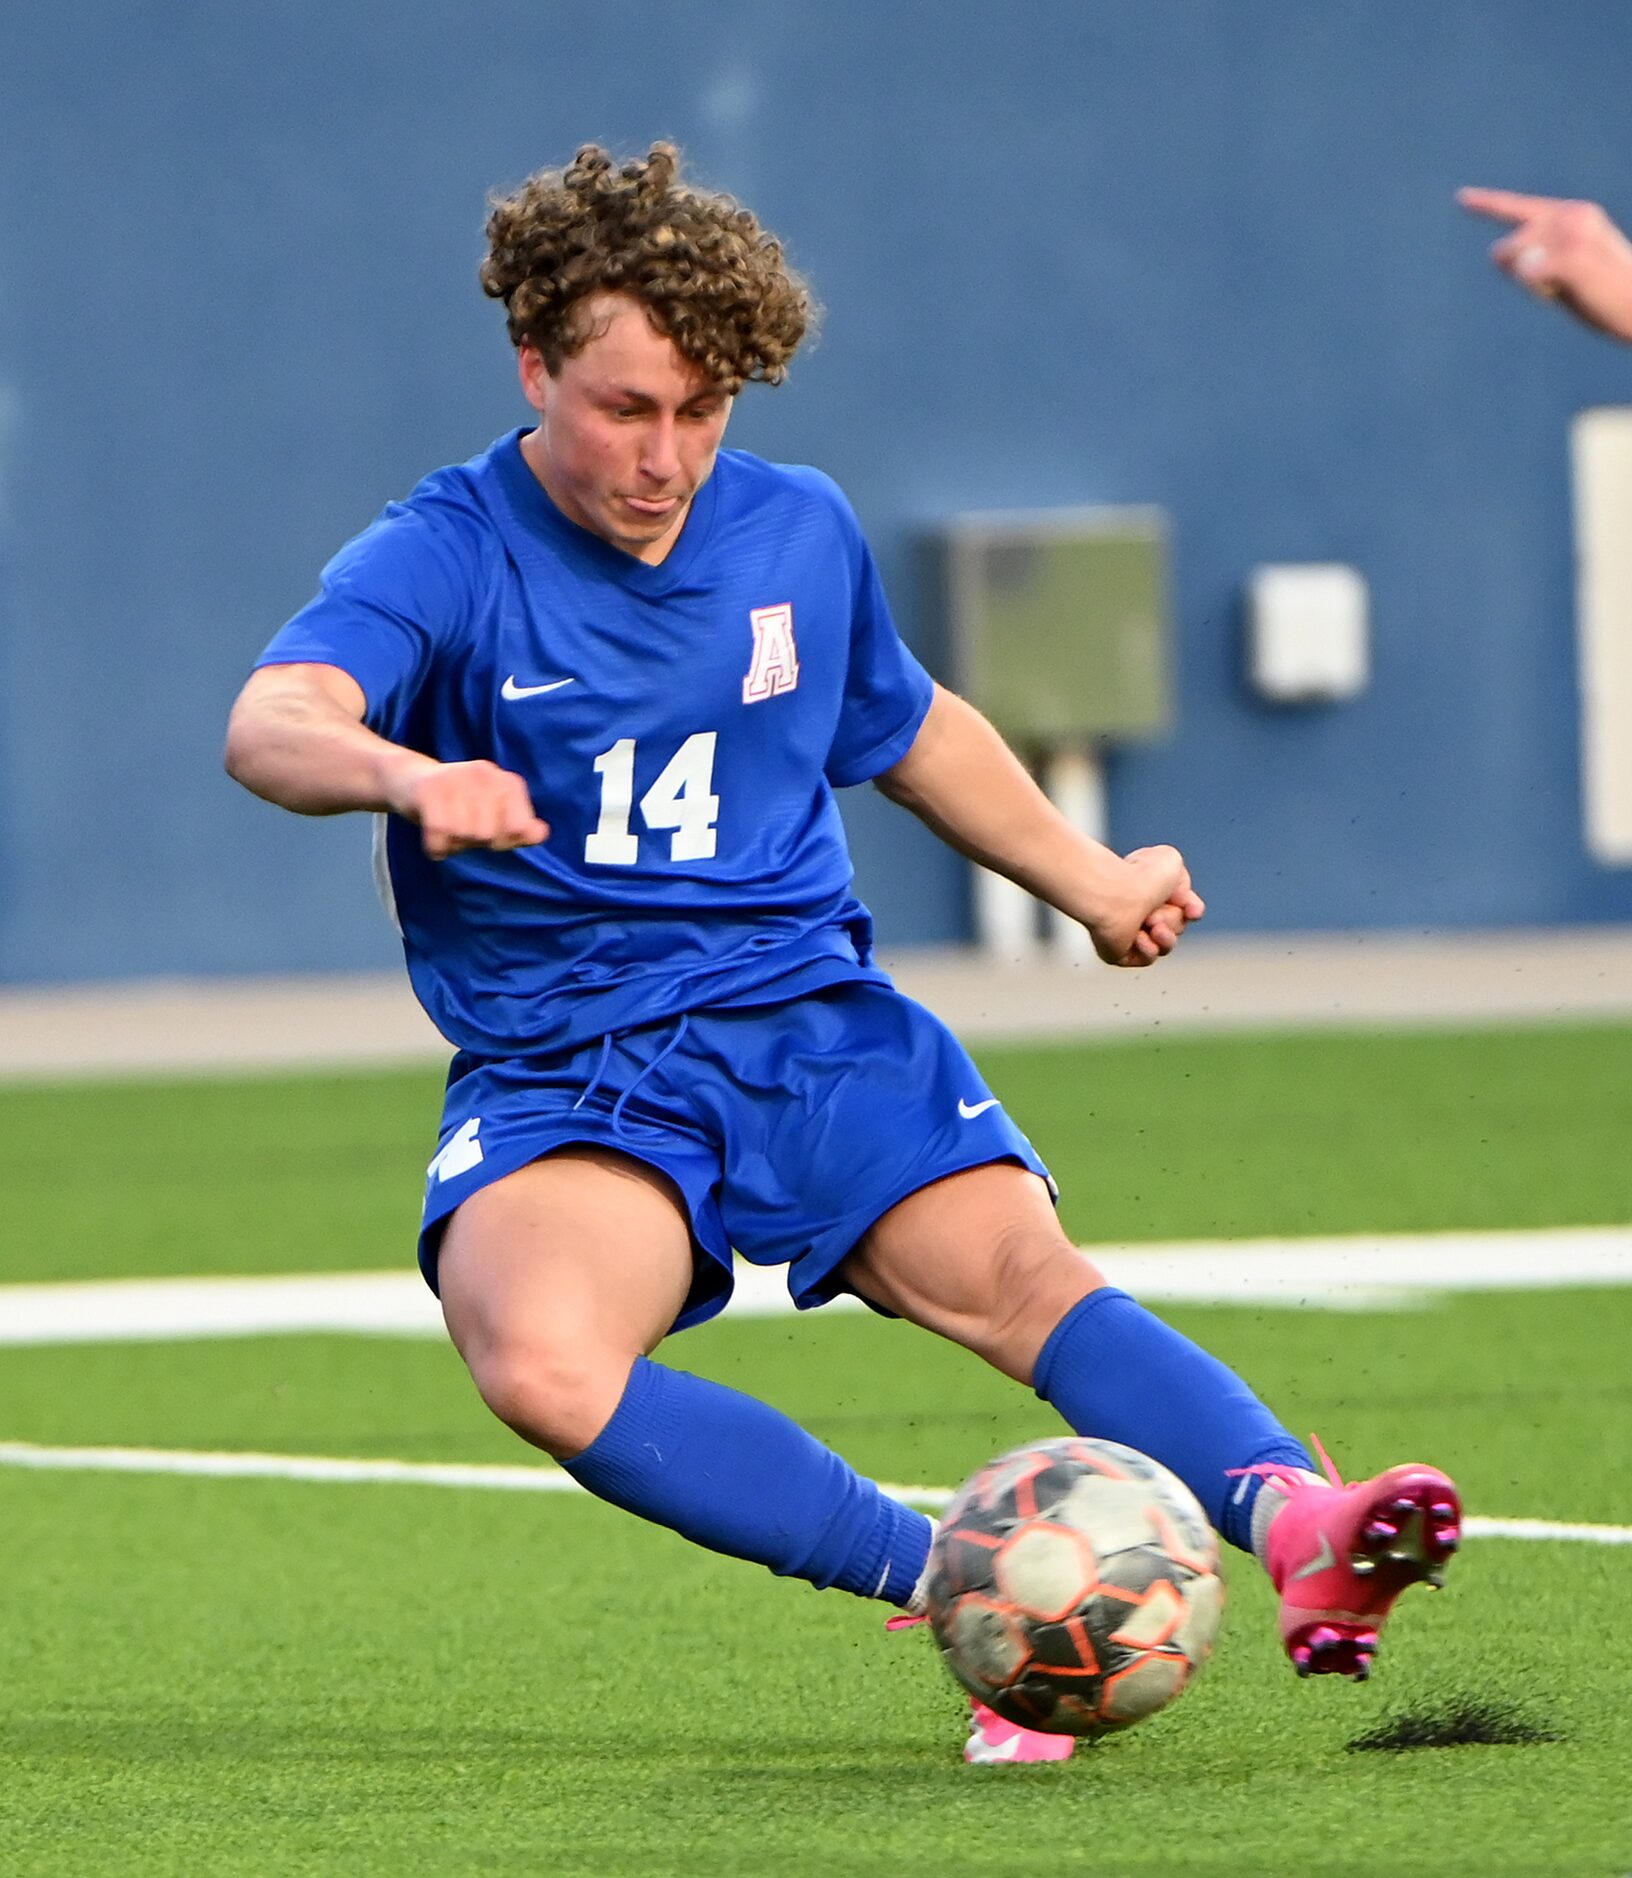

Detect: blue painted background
2,1,1629,983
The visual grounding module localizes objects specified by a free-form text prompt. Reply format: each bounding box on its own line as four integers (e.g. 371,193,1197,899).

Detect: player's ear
517,344,551,414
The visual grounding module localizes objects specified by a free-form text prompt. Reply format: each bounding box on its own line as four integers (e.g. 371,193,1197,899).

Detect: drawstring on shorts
570,1013,691,1138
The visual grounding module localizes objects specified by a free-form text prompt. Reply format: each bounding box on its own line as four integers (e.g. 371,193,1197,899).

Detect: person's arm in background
1459,187,1632,342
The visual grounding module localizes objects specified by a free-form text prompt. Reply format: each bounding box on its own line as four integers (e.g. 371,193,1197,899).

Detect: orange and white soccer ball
925,1437,1224,1738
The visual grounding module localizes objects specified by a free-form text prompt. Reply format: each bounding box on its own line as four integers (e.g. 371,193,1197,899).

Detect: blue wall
2,1,1630,983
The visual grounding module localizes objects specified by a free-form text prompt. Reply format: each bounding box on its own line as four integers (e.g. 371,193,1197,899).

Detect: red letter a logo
743,603,799,703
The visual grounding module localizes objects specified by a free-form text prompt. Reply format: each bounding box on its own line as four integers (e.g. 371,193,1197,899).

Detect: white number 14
585,733,720,866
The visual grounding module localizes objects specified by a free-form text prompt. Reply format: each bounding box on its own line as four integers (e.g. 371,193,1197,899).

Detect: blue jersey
256,429,935,1057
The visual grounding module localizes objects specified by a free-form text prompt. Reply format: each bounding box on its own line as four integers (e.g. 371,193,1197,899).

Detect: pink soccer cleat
1237,1438,1462,1681
887,1612,1075,1764
964,1699,1076,1765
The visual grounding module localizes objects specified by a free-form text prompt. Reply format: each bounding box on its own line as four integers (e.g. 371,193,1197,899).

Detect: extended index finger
1457,185,1556,224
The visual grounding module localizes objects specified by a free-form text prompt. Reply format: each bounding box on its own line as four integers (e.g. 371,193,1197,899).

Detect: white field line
1,1225,1629,1346
0,1440,947,1505
1,1441,1628,1547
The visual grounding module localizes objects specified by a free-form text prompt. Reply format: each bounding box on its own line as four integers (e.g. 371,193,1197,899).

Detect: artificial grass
3,1288,1631,1524
3,1027,1630,1873
4,1292,1630,1876
7,1466,1617,1878
3,1020,1631,1285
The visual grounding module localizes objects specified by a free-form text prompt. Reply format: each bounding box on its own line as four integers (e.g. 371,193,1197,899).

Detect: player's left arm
874,684,1204,968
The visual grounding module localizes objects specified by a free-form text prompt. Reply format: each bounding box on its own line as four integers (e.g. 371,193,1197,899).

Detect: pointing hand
1459,188,1632,343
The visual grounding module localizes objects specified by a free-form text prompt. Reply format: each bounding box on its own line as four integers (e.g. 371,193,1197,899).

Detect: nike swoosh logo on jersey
501,675,576,700
958,1097,1001,1120
1290,1533,1338,1582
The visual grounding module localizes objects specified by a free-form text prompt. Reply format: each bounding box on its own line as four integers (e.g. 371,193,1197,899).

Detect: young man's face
518,293,734,564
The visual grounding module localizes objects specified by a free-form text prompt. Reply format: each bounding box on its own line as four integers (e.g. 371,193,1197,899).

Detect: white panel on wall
1572,408,1632,866
1246,564,1370,704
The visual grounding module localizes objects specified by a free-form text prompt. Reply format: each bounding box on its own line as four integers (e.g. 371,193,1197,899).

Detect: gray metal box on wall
941,506,1172,745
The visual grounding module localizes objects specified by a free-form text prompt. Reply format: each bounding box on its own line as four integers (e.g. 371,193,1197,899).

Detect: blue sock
564,1356,932,1603
1033,1288,1313,1553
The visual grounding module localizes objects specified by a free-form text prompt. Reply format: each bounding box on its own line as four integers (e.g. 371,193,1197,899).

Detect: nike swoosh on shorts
958,1097,1001,1120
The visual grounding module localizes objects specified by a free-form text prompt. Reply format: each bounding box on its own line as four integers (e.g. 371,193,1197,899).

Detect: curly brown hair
479,142,814,394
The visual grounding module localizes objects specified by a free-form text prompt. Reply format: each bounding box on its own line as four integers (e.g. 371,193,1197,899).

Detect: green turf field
3,1023,1631,1876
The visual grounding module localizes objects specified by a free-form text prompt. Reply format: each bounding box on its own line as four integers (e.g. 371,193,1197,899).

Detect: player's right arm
225,662,548,859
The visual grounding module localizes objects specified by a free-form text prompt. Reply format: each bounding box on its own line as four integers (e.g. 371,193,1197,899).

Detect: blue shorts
418,980,1055,1332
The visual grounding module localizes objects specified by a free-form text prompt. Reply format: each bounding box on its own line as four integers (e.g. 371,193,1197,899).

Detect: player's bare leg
439,1143,933,1604
840,1160,1101,1384
844,1161,1460,1686
439,1145,696,1458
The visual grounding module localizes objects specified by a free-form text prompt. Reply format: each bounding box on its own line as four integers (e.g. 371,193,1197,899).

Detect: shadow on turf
1346,1698,1562,1753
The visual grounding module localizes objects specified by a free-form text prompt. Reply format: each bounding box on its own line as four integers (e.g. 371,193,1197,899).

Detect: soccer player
226,144,1461,1764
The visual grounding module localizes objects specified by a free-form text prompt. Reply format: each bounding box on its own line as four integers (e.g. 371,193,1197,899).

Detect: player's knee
466,1335,632,1459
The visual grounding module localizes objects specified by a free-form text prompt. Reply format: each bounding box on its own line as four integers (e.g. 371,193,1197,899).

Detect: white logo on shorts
428,1117,484,1183
958,1097,1000,1120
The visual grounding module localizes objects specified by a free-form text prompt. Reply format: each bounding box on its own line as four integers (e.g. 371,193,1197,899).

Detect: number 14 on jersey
585,733,720,865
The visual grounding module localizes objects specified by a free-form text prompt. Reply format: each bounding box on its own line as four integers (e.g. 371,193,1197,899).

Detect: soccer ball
924,1436,1224,1738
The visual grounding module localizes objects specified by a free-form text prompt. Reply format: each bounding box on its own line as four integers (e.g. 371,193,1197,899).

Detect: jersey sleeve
254,504,475,740
823,518,935,789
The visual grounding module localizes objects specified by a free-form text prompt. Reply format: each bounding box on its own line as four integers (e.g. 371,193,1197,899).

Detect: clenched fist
1090,844,1206,968
389,759,549,861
